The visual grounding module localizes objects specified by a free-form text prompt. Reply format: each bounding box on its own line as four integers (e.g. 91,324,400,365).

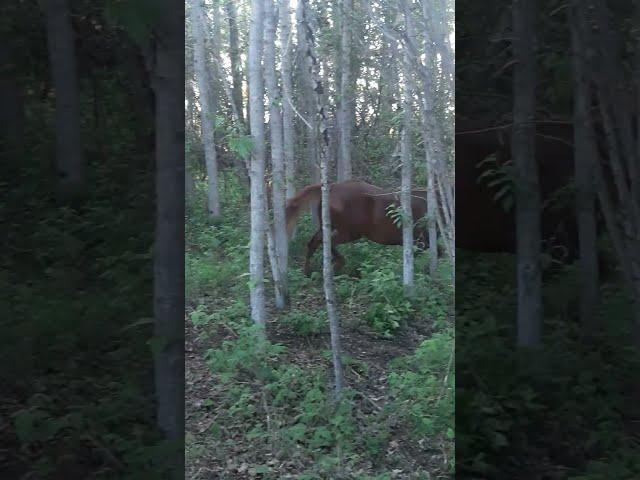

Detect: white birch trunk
248,0,267,329
337,0,353,181
43,0,86,204
569,1,599,339
264,0,289,309
296,0,320,227
512,0,542,348
579,0,640,343
300,0,344,396
225,0,245,125
400,13,414,295
280,0,296,199
149,2,185,476
190,0,220,220
402,0,443,274
425,148,439,275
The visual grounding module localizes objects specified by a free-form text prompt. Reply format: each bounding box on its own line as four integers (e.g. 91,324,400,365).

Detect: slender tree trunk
399,0,440,275
42,0,86,205
401,6,414,296
300,0,344,396
280,0,296,199
185,70,197,199
425,148,439,274
580,0,640,344
512,0,542,348
207,16,251,187
337,0,353,181
245,53,251,133
264,0,289,309
248,0,267,330
225,0,245,125
297,0,320,226
423,0,451,274
570,1,599,339
427,0,453,93
190,0,220,220
150,2,185,477
378,39,393,124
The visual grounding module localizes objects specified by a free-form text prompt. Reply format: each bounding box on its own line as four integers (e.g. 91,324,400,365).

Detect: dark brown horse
456,120,616,273
285,180,429,275
456,120,579,260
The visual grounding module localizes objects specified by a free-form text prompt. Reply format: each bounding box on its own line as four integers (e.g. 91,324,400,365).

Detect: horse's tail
285,184,321,238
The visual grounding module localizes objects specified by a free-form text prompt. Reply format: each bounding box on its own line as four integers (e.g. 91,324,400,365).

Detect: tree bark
399,0,441,274
248,0,268,330
569,1,599,339
42,0,86,205
512,0,542,348
580,0,640,343
190,0,220,220
186,59,197,200
225,0,245,125
264,0,289,309
280,0,296,199
150,1,185,477
296,0,320,226
401,5,414,296
300,0,344,396
337,0,353,181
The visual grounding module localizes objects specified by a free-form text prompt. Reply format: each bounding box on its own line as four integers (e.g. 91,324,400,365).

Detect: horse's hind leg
304,230,322,276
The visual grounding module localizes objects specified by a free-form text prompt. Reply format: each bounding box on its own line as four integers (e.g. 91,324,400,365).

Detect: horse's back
327,181,383,237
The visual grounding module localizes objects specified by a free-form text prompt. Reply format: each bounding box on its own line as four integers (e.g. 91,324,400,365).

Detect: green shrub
389,329,455,471
362,268,413,337
281,310,328,336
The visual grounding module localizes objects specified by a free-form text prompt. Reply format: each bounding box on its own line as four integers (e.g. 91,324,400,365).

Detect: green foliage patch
185,174,454,478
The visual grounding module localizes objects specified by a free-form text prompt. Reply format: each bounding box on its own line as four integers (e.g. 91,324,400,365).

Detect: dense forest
3,0,639,478
2,0,184,478
184,0,454,477
456,0,640,478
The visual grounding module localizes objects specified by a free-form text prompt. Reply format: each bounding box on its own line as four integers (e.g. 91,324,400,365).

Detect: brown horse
285,180,429,275
456,120,582,260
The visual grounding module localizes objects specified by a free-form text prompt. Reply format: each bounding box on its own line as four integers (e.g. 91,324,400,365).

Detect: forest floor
185,288,451,479
184,187,454,479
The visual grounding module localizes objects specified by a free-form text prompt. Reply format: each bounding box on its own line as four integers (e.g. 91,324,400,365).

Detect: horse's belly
365,220,402,245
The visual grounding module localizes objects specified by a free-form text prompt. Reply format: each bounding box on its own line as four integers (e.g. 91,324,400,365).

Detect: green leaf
228,135,253,160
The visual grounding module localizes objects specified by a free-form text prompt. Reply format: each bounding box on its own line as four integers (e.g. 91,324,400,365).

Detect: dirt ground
185,289,450,480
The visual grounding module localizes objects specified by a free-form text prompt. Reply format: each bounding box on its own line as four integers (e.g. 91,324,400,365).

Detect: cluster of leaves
388,329,455,473
190,309,366,477
329,244,453,338
280,310,329,336
476,154,515,213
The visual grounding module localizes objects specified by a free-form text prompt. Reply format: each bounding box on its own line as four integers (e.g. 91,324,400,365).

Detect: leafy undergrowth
185,180,454,479
456,252,640,479
2,116,169,476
